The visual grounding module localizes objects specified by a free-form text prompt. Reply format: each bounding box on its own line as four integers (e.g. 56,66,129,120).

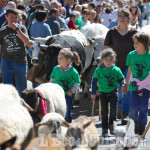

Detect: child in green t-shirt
91,48,126,137
50,48,81,123
126,32,150,135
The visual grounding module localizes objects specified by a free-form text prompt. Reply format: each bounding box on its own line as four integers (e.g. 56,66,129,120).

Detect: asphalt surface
72,92,150,150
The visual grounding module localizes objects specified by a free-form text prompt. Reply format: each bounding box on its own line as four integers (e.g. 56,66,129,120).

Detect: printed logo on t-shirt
4,33,20,52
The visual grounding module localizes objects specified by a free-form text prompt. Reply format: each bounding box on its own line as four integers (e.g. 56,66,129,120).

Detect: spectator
88,2,96,10
29,11,52,38
103,8,138,124
94,4,102,23
28,3,46,26
74,4,83,29
0,0,7,15
0,1,16,28
50,1,69,29
101,7,112,28
143,0,150,25
45,8,61,35
65,0,74,18
89,10,96,23
67,12,78,30
129,5,141,28
138,0,145,27
82,9,91,27
0,9,30,94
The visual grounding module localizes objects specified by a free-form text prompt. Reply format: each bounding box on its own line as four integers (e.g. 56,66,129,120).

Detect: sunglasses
85,13,90,15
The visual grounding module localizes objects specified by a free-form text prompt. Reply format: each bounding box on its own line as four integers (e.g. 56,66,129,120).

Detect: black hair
101,48,116,61
35,11,47,22
49,8,58,17
5,9,19,16
88,2,96,9
17,4,26,11
133,32,150,51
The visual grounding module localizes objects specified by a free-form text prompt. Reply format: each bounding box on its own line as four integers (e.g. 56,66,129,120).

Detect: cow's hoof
74,100,80,105
31,58,38,65
83,93,89,98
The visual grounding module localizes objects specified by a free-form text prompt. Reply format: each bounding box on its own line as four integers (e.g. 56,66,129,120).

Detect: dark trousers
65,94,74,123
130,89,149,127
100,89,118,130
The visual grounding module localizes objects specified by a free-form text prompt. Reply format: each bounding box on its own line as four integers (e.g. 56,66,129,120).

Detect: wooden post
91,99,95,118
141,121,150,139
99,99,101,121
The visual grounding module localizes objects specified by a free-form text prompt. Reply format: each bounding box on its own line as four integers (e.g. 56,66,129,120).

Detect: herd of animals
0,23,150,150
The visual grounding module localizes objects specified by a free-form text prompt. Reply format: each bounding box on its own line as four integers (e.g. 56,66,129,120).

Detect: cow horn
38,42,48,50
20,98,33,111
87,37,95,46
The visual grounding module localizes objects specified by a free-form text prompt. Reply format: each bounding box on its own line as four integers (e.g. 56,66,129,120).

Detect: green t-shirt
126,50,150,91
75,15,83,30
93,64,124,93
50,65,81,95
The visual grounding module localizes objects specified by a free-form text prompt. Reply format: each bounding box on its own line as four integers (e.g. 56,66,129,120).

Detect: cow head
29,36,52,61
38,43,62,81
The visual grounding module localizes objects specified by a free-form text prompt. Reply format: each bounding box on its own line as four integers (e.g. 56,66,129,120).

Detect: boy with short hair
0,8,30,94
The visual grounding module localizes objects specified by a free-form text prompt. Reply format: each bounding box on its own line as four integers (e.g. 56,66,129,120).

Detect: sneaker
109,124,115,135
102,129,108,137
138,126,145,136
134,122,139,135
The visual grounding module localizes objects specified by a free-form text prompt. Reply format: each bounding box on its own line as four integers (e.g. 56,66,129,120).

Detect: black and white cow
28,34,86,102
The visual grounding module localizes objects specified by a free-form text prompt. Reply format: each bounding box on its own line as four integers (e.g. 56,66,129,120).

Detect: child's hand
67,90,73,96
91,95,96,101
121,86,128,94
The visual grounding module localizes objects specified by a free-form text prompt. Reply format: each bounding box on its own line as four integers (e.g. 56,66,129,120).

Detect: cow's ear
36,91,49,101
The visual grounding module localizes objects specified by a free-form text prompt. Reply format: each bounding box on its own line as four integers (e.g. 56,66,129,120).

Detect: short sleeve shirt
50,65,81,95
0,25,28,64
93,64,124,93
126,50,150,91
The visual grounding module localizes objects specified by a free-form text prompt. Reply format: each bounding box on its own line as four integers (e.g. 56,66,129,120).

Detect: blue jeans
117,68,130,114
130,89,149,127
1,58,28,95
65,94,74,123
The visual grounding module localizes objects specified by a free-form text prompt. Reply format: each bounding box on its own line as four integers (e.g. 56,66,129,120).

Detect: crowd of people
0,0,150,139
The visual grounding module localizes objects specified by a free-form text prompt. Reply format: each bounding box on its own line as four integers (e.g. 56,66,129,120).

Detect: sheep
26,137,65,150
35,112,67,139
21,83,66,123
0,83,33,111
61,115,100,150
0,101,33,146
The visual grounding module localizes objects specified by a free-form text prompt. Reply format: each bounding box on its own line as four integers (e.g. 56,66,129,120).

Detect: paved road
72,92,150,150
